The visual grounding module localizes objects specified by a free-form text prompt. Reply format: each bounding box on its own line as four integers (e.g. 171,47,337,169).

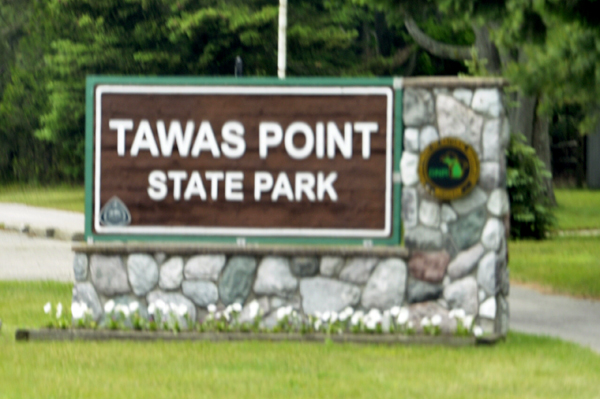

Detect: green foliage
506,133,556,239
0,0,428,183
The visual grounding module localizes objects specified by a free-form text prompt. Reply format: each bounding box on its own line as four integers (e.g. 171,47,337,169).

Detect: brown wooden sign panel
93,85,393,238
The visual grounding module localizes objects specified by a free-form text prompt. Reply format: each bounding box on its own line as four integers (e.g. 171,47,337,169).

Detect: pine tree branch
404,16,473,61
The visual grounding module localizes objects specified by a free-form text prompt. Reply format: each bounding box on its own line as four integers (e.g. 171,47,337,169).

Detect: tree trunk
532,106,557,205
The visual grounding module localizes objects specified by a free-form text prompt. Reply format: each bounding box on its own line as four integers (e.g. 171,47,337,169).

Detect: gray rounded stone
270,296,301,311
182,280,219,307
447,244,485,280
319,256,344,277
479,297,497,319
477,251,497,296
451,187,487,215
361,258,407,310
404,128,419,152
487,189,510,216
482,119,502,161
441,204,457,223
481,218,505,251
408,302,457,334
437,94,484,155
407,277,443,303
419,200,441,228
73,253,88,282
219,256,257,305
403,88,435,126
184,255,226,281
253,257,298,296
404,226,444,251
419,125,439,151
472,88,502,118
90,255,131,296
443,276,479,315
402,187,419,228
300,277,361,315
127,254,159,296
159,257,184,290
479,162,502,191
147,290,196,326
448,207,487,251
290,257,319,277
339,257,379,284
400,152,419,186
452,88,473,106
154,252,167,264
72,282,102,321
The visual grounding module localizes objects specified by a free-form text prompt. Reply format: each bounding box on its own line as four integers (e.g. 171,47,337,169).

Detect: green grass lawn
0,281,599,399
555,188,600,231
0,184,84,213
509,236,600,298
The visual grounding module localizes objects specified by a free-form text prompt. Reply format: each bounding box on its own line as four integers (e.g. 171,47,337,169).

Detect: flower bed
26,299,501,346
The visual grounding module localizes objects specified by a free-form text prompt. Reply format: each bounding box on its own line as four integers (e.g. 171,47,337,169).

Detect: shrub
506,133,556,239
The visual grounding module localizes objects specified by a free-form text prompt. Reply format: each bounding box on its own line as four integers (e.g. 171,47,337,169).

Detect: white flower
473,326,483,337
177,304,188,317
390,306,401,317
56,303,63,318
44,302,51,315
365,318,377,330
314,320,322,331
339,307,353,321
129,301,140,313
115,304,130,317
407,321,414,329
156,300,167,313
351,310,364,326
207,304,217,313
148,303,156,315
321,311,331,322
215,311,222,320
71,302,84,319
248,300,260,319
420,317,431,328
330,312,338,324
397,307,409,325
232,303,242,313
431,314,442,327
449,308,466,321
463,315,474,329
314,311,322,320
367,309,382,323
276,307,287,320
104,300,115,314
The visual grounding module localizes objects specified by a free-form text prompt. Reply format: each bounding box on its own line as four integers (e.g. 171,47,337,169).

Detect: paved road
509,285,600,353
0,230,73,281
0,203,84,240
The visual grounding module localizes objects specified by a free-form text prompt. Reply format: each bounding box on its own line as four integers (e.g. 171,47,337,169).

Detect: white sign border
94,85,394,238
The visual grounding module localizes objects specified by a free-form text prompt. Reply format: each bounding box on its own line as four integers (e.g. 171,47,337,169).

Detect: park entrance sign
77,77,511,339
86,78,401,244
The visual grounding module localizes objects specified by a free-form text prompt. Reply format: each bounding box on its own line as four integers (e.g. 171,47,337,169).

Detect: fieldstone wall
73,78,510,336
71,248,417,329
400,80,510,335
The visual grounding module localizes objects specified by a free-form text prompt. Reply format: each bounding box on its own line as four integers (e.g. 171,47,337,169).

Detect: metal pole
277,0,287,79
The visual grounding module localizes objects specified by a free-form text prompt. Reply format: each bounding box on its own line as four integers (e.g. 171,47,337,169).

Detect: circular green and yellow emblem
418,137,480,200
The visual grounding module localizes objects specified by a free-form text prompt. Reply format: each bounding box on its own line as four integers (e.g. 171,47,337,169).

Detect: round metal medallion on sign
418,137,480,200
